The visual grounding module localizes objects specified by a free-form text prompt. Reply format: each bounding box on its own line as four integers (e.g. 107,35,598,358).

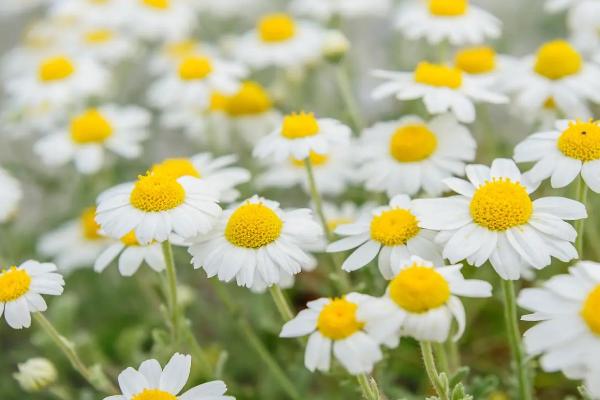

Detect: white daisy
372,61,508,123
394,0,501,46
65,27,138,66
290,0,391,20
188,195,322,288
359,256,492,345
327,195,443,279
280,293,383,374
357,114,476,197
0,167,22,223
253,112,351,161
121,0,196,42
453,46,518,89
104,353,234,400
34,105,151,174
0,260,64,330
94,231,165,277
233,13,326,69
412,158,587,280
148,39,216,76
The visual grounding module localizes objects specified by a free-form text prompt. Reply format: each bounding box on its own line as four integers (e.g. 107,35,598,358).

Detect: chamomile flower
105,353,234,400
188,195,322,288
359,256,492,344
233,13,326,69
148,39,213,75
66,27,137,66
122,0,196,42
34,106,151,174
0,167,22,223
290,0,391,20
357,114,476,197
453,46,517,88
253,112,351,161
0,260,64,330
38,207,110,272
413,158,587,280
514,119,600,192
280,293,383,374
394,0,501,46
372,61,508,123
94,231,165,276
327,195,443,279
95,171,222,245
503,40,600,119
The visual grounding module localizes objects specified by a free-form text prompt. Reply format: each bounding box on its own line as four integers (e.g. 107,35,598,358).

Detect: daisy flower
121,0,196,42
357,114,476,197
253,112,351,161
453,46,518,88
514,119,600,192
0,260,64,330
148,39,211,76
394,0,501,46
280,293,383,374
66,27,137,66
0,167,22,223
518,261,600,394
38,207,110,272
327,195,443,279
188,195,322,288
359,256,492,344
412,158,587,280
233,13,326,69
503,40,600,119
95,171,222,245
94,231,165,277
372,61,508,123
34,106,151,174
290,0,391,20
104,353,234,400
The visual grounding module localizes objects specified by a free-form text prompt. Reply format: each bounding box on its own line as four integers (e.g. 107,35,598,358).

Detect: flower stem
334,64,364,134
34,313,117,394
269,285,295,322
434,342,450,374
420,341,449,400
357,373,382,400
500,279,532,400
575,176,588,257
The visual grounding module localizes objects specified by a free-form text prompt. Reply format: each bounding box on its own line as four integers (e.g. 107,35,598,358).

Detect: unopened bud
13,358,57,392
323,30,350,63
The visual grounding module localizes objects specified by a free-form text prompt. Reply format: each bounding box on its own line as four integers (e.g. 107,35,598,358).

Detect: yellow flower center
225,203,283,248
389,123,438,162
534,40,582,80
470,178,533,231
141,0,169,9
414,62,463,89
454,46,496,74
290,151,329,167
166,40,196,60
178,55,213,81
70,109,113,144
428,0,468,16
131,389,177,400
543,97,556,110
208,91,228,112
38,56,75,82
120,231,141,246
258,13,296,43
151,159,201,179
581,284,600,335
389,264,451,313
225,82,272,117
80,207,102,240
84,29,113,44
317,298,365,340
0,267,31,303
327,217,353,232
370,208,420,246
557,120,600,162
281,112,319,139
130,174,185,212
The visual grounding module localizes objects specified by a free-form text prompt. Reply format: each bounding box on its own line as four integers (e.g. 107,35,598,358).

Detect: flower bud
13,358,57,392
323,30,350,63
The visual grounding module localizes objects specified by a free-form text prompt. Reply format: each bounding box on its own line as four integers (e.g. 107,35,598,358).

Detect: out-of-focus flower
454,46,517,88
188,195,322,289
413,158,587,280
121,0,196,42
0,260,64,329
49,0,126,29
280,293,383,374
372,61,508,123
0,167,22,223
13,358,57,393
290,0,391,20
94,231,165,276
322,30,350,64
65,27,138,65
568,1,600,62
357,114,475,197
327,195,442,279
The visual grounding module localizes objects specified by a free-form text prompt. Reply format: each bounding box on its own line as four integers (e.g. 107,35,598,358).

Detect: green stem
34,313,117,394
434,342,450,374
420,341,449,400
334,64,364,133
269,285,295,322
500,279,532,400
446,338,461,373
357,373,382,400
575,176,588,257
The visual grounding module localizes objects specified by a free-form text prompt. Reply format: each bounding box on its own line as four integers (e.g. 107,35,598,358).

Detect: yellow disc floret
80,207,102,240
225,203,283,248
557,120,600,162
454,46,496,74
166,40,196,60
131,389,177,400
414,62,463,89
130,173,185,212
370,209,420,246
151,158,201,179
317,298,365,340
70,109,113,144
225,81,272,117
258,13,296,43
38,56,75,82
389,123,438,162
581,284,600,335
429,0,468,16
290,151,329,167
470,178,533,231
0,267,31,303
281,112,320,139
327,217,353,232
534,40,582,80
209,91,228,112
84,29,113,44
141,0,170,9
178,55,213,81
389,264,451,313
121,231,141,246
